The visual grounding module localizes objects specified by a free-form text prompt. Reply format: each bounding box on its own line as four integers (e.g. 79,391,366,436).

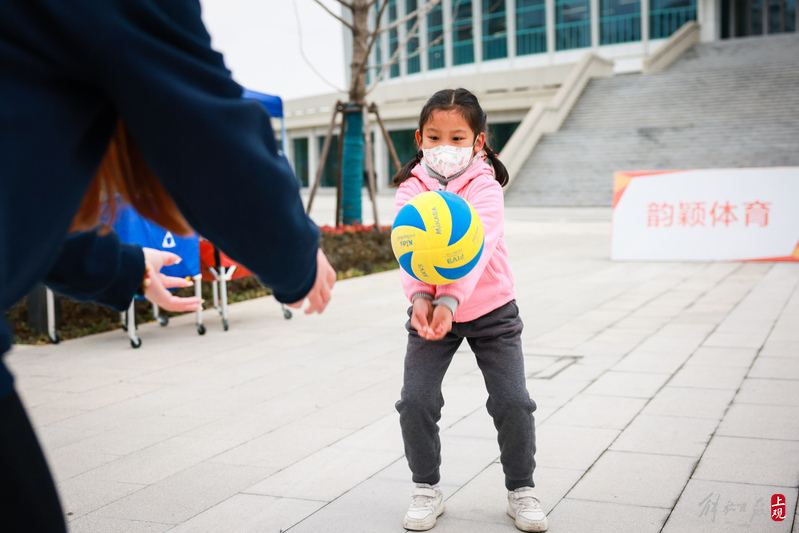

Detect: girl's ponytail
484,144,509,187
392,150,422,186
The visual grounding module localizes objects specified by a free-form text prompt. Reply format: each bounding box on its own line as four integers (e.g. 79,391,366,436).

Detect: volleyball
391,191,484,285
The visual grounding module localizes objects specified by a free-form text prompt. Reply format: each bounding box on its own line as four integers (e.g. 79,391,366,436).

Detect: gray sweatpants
395,300,537,491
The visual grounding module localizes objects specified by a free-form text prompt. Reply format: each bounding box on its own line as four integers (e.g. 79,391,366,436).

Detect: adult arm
44,232,202,312
66,0,324,304
44,231,146,312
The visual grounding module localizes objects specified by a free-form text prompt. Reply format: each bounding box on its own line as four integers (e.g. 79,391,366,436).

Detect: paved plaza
5,192,799,532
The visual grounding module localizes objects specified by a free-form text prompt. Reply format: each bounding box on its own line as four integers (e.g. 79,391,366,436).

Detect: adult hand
141,247,203,312
287,248,336,314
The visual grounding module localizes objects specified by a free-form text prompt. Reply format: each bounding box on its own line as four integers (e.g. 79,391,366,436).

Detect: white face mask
422,141,476,178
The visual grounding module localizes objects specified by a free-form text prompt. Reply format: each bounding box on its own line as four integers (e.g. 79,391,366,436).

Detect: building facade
282,0,796,193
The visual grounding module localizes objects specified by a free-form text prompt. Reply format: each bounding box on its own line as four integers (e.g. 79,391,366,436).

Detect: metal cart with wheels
199,239,292,331
113,204,202,348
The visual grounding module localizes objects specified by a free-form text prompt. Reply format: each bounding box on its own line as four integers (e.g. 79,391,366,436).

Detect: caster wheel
283,309,292,320
50,334,61,344
223,319,229,331
157,316,169,327
197,324,206,335
130,338,142,349
121,323,128,332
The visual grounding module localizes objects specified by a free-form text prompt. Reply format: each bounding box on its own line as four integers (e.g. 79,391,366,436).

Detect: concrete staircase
505,33,799,206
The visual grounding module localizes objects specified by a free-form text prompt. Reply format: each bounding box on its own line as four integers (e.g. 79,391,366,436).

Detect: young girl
393,88,548,533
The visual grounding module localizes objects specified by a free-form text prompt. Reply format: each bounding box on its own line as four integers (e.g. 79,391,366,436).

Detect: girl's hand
411,297,435,339
141,248,203,312
427,305,453,341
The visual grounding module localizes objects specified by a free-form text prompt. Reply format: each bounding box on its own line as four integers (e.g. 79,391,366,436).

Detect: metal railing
650,6,697,39
600,13,642,44
453,39,475,64
517,28,547,55
483,34,508,59
556,21,591,50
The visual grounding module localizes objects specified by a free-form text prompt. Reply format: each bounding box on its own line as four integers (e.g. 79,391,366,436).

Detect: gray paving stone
209,422,353,470
67,515,173,533
715,403,799,441
735,378,799,406
167,493,326,533
760,340,799,357
662,479,796,532
546,499,671,533
686,346,759,367
668,364,748,390
534,425,620,471
609,413,718,457
243,444,400,501
702,329,773,349
641,386,735,420
60,478,146,522
92,462,272,524
544,394,647,429
437,433,504,486
692,436,799,487
566,451,697,507
749,355,799,379
581,370,670,398
612,350,690,374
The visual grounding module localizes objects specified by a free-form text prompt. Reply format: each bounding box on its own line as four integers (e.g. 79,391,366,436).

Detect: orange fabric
199,240,255,281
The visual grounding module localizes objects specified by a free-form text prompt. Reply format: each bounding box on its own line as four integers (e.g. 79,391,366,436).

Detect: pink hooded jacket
395,158,515,323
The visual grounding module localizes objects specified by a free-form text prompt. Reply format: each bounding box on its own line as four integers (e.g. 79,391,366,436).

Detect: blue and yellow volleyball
391,191,484,285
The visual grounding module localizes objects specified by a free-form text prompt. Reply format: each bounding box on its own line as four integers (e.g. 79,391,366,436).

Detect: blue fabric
242,89,284,118
0,0,320,398
112,205,200,281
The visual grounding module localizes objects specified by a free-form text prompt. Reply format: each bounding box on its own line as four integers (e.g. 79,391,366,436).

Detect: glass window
371,6,383,83
649,0,696,39
516,0,547,55
555,0,591,50
317,135,339,187
406,0,421,74
788,0,797,32
388,129,418,185
292,138,309,187
453,0,475,65
428,3,445,69
487,122,520,153
769,0,796,32
600,0,641,44
483,0,508,60
388,0,400,77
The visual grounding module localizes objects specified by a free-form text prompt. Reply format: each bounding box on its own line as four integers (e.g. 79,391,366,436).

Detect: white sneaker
507,487,548,532
403,484,445,531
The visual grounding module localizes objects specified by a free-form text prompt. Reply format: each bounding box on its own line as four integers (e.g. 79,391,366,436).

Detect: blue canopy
242,88,283,118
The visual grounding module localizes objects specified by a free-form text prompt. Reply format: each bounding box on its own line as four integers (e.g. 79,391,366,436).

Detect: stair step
505,33,799,207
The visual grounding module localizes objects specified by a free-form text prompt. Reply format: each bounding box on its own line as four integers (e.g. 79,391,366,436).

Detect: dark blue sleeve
44,232,145,312
69,0,320,303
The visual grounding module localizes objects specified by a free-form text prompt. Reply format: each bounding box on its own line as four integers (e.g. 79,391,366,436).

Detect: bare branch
354,0,390,78
365,0,459,94
367,3,425,93
311,0,355,30
374,0,441,36
330,0,355,8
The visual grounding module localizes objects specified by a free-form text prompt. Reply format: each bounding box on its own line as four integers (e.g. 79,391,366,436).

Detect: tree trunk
340,1,371,225
349,1,370,104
